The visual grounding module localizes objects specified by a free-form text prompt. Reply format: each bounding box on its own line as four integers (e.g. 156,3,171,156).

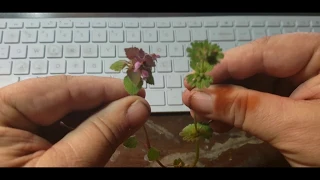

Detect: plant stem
194,113,198,133
192,139,200,167
142,125,166,168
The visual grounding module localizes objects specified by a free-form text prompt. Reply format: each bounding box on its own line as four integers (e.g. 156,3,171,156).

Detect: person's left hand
0,75,151,167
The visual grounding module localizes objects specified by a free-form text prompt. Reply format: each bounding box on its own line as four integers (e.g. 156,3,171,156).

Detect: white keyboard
0,14,320,113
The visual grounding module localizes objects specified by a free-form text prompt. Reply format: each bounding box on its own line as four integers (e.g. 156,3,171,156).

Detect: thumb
183,84,312,143
36,96,150,167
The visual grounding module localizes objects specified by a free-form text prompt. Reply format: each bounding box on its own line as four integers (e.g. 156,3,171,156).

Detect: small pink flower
134,61,142,72
124,47,160,80
141,70,149,80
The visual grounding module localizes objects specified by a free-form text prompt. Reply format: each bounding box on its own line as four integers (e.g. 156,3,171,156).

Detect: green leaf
123,136,138,148
185,40,224,89
127,70,141,85
197,123,213,139
146,74,154,85
185,73,213,89
173,158,185,167
179,123,213,142
147,147,160,161
110,60,128,71
123,75,143,95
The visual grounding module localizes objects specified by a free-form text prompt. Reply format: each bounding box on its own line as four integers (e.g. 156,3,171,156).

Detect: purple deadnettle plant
109,40,225,168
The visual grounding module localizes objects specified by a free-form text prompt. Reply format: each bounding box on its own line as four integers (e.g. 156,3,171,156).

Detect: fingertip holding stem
126,98,151,129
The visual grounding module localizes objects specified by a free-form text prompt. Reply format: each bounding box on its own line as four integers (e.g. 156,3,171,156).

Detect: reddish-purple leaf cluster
125,47,160,80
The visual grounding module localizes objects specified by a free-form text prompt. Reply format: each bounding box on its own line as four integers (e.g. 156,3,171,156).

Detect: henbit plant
110,40,224,168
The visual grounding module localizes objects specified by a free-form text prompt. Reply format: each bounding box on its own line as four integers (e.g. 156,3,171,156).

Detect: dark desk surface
106,113,290,167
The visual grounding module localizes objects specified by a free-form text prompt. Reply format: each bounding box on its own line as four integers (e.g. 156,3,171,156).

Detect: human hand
0,75,150,167
183,33,320,167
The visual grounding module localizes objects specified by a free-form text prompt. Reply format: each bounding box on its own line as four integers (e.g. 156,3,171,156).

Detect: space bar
0,77,19,88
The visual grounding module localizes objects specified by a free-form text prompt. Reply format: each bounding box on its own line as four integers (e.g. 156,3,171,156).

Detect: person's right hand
182,32,320,167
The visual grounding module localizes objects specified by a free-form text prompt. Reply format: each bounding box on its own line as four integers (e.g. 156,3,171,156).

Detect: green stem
194,113,198,133
192,139,200,167
142,125,166,168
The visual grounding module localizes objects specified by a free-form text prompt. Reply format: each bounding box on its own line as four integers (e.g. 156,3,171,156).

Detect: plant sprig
109,40,224,167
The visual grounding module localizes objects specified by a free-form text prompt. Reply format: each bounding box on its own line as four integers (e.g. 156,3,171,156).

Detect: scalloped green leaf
123,75,143,95
179,123,213,142
147,147,160,161
123,136,138,148
110,60,127,71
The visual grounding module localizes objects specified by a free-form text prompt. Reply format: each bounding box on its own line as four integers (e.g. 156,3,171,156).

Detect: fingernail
127,100,151,126
190,92,213,114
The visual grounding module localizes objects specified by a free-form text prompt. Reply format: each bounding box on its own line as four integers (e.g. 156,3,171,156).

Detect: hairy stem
192,139,200,167
142,125,166,168
194,113,198,133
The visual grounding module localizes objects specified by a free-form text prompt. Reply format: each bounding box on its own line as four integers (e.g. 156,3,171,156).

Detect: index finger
185,32,320,89
0,75,145,132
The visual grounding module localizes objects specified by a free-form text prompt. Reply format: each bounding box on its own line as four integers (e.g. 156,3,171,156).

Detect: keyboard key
8,21,24,29
251,28,266,40
21,30,37,43
82,44,98,58
159,30,174,42
64,44,80,58
38,29,54,43
75,21,89,28
3,30,20,43
157,22,170,28
0,76,19,88
46,44,63,58
173,58,189,72
236,29,251,41
175,29,191,42
267,21,280,27
167,89,183,105
109,29,124,42
145,90,165,106
166,74,182,88
31,60,48,74
59,20,73,28
28,45,45,58
41,21,56,28
13,60,29,75
143,30,158,42
67,59,84,74
86,60,102,74
251,21,265,27
191,29,207,41
157,58,172,72
209,28,235,41
126,30,141,42
100,44,116,58
0,45,10,59
92,21,106,28
267,28,282,36
56,29,72,43
74,29,90,42
49,60,66,74
149,74,164,88
169,44,184,57
0,61,12,75
151,44,167,57
92,29,107,42
10,45,27,59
